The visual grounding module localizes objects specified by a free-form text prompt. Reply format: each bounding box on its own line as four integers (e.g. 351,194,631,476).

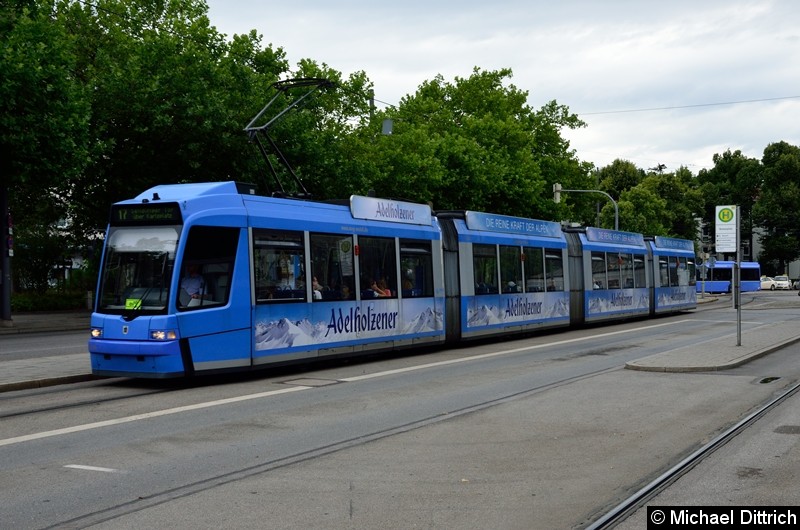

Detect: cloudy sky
206,0,799,172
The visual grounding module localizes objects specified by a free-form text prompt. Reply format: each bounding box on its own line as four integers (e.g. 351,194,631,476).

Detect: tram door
177,226,252,373
438,218,462,342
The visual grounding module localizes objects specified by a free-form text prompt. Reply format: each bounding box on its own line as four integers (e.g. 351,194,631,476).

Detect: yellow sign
717,207,734,223
715,205,737,253
125,298,142,310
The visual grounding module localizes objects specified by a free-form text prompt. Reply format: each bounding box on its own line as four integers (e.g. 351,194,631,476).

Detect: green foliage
1,0,90,228
594,160,702,238
598,160,644,199
11,290,87,312
7,0,800,314
752,141,800,270
696,149,762,237
348,68,590,219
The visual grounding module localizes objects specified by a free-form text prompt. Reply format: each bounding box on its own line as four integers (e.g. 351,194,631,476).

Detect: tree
638,167,703,240
696,149,762,257
347,67,590,219
752,141,800,272
1,0,90,317
61,0,291,238
597,159,644,199
601,186,667,236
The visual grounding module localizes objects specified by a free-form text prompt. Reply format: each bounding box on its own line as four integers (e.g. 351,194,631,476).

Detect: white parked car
761,276,776,290
773,275,792,290
761,275,791,290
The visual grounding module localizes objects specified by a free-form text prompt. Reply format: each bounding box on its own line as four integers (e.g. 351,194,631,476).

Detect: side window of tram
180,226,239,309
524,247,544,292
591,252,606,290
253,229,306,302
399,239,434,298
473,244,499,295
686,259,696,286
309,233,356,301
544,249,564,291
634,255,646,287
358,236,398,298
500,246,522,293
618,253,635,289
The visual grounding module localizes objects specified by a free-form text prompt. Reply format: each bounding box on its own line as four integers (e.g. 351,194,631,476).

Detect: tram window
619,253,634,289
712,267,732,282
591,252,606,290
180,226,238,309
674,257,694,286
741,267,760,282
253,229,306,303
606,253,622,289
473,244,499,294
358,236,397,298
310,233,355,300
658,257,669,286
524,247,544,292
686,259,696,286
500,246,522,293
545,250,564,291
634,255,646,288
400,240,434,298
670,257,681,286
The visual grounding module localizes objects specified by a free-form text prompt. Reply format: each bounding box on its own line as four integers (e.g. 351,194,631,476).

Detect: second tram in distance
89,181,697,378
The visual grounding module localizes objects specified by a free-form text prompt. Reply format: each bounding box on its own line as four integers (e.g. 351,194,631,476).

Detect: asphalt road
2,297,799,529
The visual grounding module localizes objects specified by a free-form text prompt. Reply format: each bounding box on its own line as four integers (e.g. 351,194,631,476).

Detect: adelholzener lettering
325,306,399,337
376,202,415,221
610,293,633,306
505,297,542,317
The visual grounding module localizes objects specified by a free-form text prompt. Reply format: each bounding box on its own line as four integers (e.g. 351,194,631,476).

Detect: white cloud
207,0,800,172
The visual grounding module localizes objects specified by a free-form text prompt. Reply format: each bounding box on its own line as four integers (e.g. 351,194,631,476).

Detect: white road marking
1,319,697,448
0,386,308,448
64,464,126,474
341,319,693,381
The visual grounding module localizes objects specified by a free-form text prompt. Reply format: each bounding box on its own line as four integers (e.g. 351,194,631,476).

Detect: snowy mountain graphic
545,297,569,318
403,306,443,333
255,318,316,349
255,306,443,351
468,304,502,326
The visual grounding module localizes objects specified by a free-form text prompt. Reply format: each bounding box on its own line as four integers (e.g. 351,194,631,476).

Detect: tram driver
180,264,205,305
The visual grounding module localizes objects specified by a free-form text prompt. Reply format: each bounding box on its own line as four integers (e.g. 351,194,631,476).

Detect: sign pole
715,205,741,346
736,206,741,346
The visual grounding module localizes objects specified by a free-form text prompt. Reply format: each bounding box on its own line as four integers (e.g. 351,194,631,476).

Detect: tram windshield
97,226,180,314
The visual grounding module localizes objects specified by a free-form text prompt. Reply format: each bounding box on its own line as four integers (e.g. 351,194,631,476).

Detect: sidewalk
2,297,800,393
1,311,94,392
0,311,90,336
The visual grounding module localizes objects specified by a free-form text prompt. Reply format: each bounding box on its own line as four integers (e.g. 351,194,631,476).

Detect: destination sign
464,211,562,238
110,203,182,226
653,236,694,251
350,195,432,226
585,227,645,247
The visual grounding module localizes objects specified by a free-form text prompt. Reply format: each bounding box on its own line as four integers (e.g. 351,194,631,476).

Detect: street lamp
554,183,619,231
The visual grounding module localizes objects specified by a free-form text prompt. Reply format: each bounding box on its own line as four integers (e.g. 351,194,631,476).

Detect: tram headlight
150,329,178,340
90,327,103,339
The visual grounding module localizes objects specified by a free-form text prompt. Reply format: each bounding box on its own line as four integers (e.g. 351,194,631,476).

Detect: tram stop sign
715,205,737,253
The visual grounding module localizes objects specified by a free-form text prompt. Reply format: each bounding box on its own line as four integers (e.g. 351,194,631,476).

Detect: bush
11,290,89,312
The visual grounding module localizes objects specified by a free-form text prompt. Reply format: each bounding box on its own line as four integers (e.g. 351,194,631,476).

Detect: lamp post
553,183,619,231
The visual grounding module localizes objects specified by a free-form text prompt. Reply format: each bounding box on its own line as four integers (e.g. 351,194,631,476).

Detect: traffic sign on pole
715,205,737,253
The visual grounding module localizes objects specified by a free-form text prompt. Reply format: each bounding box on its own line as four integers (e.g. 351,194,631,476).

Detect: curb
0,374,100,393
625,335,800,373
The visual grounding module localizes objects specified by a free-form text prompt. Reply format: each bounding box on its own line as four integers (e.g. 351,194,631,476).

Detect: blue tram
695,260,761,294
647,236,697,314
89,182,697,378
564,227,651,324
437,211,569,341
